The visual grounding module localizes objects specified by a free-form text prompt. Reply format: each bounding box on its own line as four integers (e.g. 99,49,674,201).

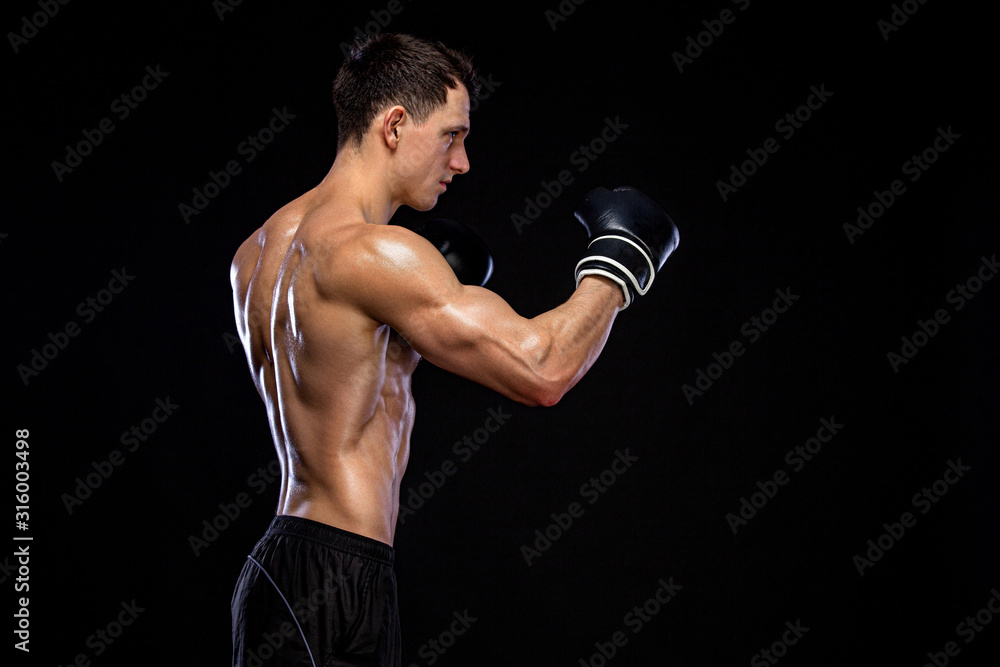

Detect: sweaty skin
231,84,622,546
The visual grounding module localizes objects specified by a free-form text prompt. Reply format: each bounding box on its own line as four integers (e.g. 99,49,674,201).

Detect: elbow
503,367,566,408
517,330,576,407
523,369,572,408
519,387,563,408
538,377,570,407
537,392,565,408
525,388,562,408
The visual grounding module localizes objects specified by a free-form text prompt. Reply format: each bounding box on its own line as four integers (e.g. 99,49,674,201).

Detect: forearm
527,275,623,405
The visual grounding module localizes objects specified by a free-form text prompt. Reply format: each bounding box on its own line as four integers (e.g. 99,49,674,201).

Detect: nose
450,144,470,175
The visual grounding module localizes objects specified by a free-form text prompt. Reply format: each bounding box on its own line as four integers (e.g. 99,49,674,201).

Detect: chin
413,196,439,212
400,187,441,212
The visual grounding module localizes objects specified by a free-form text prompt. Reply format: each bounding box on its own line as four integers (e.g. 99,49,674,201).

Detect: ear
382,105,406,150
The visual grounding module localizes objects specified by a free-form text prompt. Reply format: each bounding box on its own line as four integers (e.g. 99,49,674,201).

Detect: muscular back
231,188,421,545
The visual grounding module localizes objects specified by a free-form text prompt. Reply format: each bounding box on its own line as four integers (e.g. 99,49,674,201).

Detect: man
230,33,678,666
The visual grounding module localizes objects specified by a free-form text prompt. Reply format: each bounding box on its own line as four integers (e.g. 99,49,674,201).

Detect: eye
448,131,459,140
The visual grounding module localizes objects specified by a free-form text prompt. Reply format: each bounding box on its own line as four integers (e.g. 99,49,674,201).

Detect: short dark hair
332,33,479,151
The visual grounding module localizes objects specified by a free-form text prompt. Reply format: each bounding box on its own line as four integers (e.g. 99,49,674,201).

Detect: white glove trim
583,234,656,294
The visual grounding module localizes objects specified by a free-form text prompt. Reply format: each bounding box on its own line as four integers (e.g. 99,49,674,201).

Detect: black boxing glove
409,218,494,287
574,186,679,309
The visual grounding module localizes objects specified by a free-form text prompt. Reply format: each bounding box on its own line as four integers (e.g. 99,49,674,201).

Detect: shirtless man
230,33,678,667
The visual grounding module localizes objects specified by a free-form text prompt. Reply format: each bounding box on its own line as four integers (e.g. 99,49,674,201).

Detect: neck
319,146,399,226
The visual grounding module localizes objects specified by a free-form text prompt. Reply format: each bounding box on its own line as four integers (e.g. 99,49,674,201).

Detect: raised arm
351,185,679,407
353,224,623,407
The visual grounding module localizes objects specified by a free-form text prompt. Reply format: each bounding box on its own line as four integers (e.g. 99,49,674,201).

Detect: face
392,84,471,211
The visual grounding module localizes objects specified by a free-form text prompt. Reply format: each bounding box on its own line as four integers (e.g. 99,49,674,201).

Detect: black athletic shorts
231,515,401,667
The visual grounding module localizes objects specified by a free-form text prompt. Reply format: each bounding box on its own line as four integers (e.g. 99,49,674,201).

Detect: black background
6,0,998,665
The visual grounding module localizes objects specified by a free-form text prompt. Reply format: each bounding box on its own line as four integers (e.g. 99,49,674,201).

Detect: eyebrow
450,124,470,134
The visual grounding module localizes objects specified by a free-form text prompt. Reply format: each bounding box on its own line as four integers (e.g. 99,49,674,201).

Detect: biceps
346,231,551,401
398,285,551,398
404,286,531,365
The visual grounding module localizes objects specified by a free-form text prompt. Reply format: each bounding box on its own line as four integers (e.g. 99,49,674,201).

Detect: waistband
265,515,394,566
